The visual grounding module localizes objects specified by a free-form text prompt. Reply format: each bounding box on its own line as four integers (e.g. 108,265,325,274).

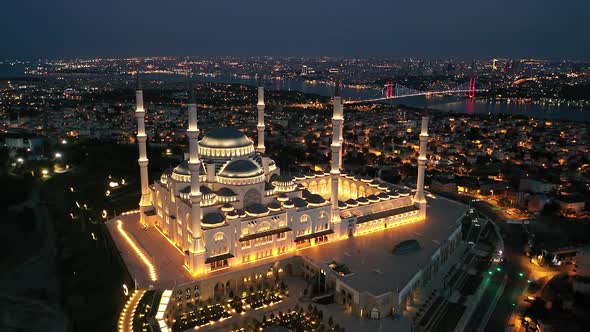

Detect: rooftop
299,195,466,297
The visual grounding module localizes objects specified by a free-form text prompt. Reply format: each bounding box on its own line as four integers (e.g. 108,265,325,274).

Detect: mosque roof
199,127,252,149
219,159,263,178
172,160,205,176
216,187,237,197
246,203,269,215
306,194,326,204
202,212,225,225
292,197,308,208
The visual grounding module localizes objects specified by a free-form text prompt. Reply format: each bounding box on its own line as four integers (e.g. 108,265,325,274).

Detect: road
469,200,557,332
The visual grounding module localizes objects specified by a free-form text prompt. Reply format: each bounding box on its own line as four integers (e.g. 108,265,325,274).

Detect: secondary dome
200,127,252,149
171,160,205,182
219,159,263,178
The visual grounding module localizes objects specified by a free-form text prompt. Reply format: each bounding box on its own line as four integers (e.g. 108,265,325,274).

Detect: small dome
357,197,369,204
246,203,269,216
173,161,191,176
216,187,237,197
367,195,380,202
200,127,251,149
302,189,313,198
172,160,205,177
292,197,308,208
338,200,347,209
200,185,214,196
345,199,358,207
202,212,225,226
219,159,263,178
306,194,326,205
268,200,282,210
388,191,400,198
378,192,390,200
221,203,234,212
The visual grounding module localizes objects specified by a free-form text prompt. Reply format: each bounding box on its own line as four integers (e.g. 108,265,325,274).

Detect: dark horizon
2,0,589,59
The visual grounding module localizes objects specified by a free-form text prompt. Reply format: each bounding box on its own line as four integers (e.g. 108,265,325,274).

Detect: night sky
2,0,589,59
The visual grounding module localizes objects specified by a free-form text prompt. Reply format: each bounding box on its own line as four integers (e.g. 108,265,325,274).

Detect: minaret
414,116,429,218
186,83,205,272
135,74,151,225
256,76,266,153
330,82,343,224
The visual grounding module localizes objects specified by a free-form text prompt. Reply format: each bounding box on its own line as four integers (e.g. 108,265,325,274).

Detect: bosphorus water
1,63,587,122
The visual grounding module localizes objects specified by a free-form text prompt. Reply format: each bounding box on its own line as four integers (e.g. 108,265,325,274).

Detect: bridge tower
468,77,477,99
385,80,394,98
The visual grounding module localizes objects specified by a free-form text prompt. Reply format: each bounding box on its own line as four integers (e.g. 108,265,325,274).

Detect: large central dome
198,127,255,160
200,127,252,149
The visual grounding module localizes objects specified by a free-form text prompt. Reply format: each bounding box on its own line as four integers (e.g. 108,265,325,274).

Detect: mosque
136,77,426,276
110,76,466,324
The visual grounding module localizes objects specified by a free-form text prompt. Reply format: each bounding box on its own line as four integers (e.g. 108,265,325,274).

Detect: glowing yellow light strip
118,290,146,332
116,219,158,282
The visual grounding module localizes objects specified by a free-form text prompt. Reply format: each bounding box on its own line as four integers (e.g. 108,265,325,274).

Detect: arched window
156,190,162,207
258,222,271,232
309,181,318,193
300,215,310,223
319,211,329,223
319,179,327,195
214,232,224,242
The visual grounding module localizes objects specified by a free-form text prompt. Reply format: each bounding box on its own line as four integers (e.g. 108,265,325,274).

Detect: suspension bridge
344,77,485,104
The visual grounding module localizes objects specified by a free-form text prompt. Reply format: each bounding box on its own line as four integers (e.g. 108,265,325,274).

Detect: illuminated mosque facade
135,77,428,277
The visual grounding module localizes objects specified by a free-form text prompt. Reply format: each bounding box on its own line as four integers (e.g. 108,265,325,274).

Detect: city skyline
2,0,590,59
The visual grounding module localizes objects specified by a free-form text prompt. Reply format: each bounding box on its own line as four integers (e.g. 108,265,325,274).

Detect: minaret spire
256,75,266,153
135,73,151,224
414,111,429,218
186,83,203,255
186,82,205,272
330,81,343,223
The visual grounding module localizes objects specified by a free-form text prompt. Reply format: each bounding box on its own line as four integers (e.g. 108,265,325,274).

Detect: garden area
172,286,287,331
233,303,347,332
